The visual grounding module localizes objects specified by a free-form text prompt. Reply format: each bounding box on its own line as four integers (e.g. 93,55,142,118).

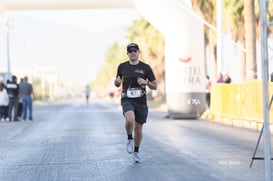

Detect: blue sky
0,9,141,86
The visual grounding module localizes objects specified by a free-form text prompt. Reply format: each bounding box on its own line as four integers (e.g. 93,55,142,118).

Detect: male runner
114,43,157,163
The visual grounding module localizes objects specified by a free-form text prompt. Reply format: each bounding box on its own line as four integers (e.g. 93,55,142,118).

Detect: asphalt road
0,99,271,181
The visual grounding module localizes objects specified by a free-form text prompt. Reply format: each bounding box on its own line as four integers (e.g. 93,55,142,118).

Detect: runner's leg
134,122,143,150
124,110,134,136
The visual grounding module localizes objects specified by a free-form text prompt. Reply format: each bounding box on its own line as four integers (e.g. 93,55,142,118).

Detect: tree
192,0,218,78
244,0,257,80
127,18,165,84
92,43,127,91
92,19,165,96
224,0,246,80
193,0,258,81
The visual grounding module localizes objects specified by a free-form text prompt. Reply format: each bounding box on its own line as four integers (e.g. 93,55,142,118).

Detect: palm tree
127,18,165,92
224,1,246,80
193,0,257,81
93,18,165,94
244,0,257,80
192,0,218,79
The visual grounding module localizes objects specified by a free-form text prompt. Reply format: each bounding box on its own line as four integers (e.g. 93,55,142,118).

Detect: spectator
6,75,20,121
216,72,224,83
205,75,211,108
223,72,232,84
17,78,24,121
20,76,35,121
0,82,9,121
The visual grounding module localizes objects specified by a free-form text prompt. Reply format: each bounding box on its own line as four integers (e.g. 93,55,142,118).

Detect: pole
260,0,272,180
6,19,10,74
216,0,223,73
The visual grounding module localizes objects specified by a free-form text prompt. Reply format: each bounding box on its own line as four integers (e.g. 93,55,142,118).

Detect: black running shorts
121,99,148,124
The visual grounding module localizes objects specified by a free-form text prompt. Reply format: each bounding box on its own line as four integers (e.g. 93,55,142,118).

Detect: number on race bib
127,88,142,98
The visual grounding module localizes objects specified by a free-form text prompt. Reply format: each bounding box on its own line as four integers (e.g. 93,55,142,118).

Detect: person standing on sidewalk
6,75,20,121
17,78,24,121
0,82,9,121
20,76,35,121
114,43,157,163
205,75,211,108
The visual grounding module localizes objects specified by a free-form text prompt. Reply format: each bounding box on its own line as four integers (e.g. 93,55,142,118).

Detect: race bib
126,88,142,98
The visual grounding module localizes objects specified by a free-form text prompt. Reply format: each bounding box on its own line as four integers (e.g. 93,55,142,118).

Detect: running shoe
133,152,141,163
127,139,133,154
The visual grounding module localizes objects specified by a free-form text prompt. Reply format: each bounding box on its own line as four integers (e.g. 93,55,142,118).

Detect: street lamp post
217,0,223,73
260,0,272,180
6,16,12,75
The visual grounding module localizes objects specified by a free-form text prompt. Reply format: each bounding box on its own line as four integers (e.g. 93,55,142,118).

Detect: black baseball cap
127,43,139,51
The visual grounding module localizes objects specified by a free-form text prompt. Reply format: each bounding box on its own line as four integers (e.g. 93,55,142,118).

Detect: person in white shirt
0,82,9,121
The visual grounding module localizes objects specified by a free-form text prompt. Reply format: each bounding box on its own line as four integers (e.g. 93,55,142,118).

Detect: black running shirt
116,61,156,105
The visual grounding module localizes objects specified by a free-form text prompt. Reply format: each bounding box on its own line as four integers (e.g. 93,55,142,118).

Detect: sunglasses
128,49,138,53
